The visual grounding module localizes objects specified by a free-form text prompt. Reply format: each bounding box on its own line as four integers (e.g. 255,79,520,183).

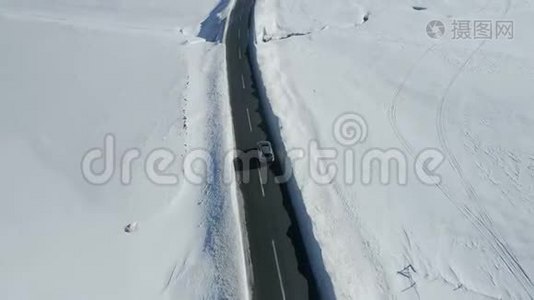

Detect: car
257,141,275,164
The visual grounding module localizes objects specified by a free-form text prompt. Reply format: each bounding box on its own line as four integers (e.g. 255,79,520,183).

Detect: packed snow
254,0,534,299
0,0,247,299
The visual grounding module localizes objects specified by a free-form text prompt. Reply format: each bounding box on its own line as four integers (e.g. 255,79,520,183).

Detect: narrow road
225,0,318,299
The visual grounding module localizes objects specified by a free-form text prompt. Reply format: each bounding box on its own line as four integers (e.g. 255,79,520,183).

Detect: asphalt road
225,1,319,299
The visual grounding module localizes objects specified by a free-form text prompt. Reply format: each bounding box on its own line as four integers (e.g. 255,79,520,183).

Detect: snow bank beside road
0,0,214,34
255,0,534,299
0,0,245,299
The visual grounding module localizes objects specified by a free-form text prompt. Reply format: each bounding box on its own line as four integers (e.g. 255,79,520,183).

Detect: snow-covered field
0,0,247,299
254,0,534,299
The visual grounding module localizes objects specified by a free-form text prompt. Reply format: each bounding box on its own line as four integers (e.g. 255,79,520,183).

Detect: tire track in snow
388,43,438,156
388,1,533,296
436,40,534,296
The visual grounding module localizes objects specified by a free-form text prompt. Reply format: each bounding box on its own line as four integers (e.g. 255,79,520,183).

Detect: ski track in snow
387,1,534,297
253,0,534,297
435,42,534,299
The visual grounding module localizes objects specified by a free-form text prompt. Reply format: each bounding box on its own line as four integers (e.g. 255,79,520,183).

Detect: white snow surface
0,0,247,299
255,0,534,299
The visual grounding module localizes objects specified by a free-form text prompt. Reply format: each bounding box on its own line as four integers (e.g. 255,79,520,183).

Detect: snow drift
254,0,534,299
0,0,246,299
